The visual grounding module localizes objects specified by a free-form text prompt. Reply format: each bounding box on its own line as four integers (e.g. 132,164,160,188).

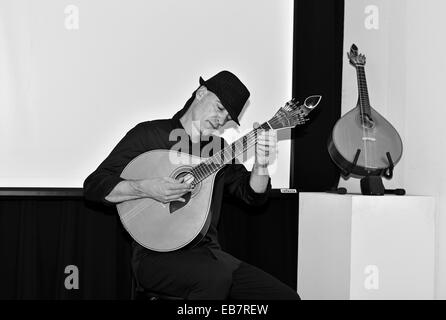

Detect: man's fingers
256,133,277,140
168,190,190,197
165,194,186,202
257,140,277,146
256,142,277,149
256,144,276,152
168,183,192,190
168,196,186,202
182,174,195,185
257,138,277,145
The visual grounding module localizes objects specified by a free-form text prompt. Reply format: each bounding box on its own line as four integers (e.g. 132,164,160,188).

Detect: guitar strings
358,65,378,169
190,111,306,183
195,111,306,180
190,136,250,183
357,64,369,169
191,127,262,183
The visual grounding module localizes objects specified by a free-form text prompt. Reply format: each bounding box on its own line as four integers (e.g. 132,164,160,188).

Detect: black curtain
0,194,297,299
218,192,299,290
291,0,344,190
0,197,132,299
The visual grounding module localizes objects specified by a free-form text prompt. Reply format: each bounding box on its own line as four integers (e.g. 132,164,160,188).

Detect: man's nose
218,117,225,125
218,111,229,125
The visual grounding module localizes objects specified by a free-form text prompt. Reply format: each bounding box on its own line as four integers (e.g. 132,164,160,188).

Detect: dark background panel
0,193,297,299
0,197,132,299
291,0,344,191
219,192,299,290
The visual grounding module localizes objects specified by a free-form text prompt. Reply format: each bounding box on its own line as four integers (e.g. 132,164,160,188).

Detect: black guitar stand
329,149,406,196
360,152,405,196
325,149,360,195
339,148,361,178
326,187,347,194
383,152,394,179
360,176,385,195
360,176,406,195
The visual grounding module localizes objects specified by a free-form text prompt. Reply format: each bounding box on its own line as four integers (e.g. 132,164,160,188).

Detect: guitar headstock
268,95,322,130
347,44,366,67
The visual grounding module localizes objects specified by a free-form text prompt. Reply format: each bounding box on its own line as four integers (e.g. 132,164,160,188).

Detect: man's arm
104,180,144,203
83,123,147,205
83,122,191,205
221,128,276,206
105,177,192,204
249,163,270,193
249,127,277,193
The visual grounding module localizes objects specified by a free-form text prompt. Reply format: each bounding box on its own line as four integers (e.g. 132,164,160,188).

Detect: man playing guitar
84,70,299,300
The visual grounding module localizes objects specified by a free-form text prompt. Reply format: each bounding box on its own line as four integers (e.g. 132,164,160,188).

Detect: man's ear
195,86,208,100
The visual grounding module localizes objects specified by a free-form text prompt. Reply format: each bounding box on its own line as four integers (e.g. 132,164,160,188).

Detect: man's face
192,86,232,136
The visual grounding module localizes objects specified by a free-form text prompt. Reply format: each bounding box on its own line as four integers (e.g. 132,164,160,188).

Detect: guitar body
328,105,403,177
116,150,218,252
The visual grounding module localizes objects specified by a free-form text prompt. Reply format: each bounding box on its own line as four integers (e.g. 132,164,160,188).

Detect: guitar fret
191,168,201,182
200,163,207,177
194,167,201,182
209,159,216,171
206,163,213,174
196,165,205,180
224,149,231,164
214,151,223,166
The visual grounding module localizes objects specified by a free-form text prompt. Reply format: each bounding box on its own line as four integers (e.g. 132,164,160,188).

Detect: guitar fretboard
356,65,372,117
190,122,271,184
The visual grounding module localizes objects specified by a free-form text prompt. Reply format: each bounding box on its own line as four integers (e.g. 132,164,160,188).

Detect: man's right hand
133,176,193,204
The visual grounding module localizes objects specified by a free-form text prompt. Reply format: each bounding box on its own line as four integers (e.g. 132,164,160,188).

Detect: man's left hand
254,123,277,168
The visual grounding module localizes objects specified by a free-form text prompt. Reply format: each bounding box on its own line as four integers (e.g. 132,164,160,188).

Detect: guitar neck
190,122,272,184
356,65,372,116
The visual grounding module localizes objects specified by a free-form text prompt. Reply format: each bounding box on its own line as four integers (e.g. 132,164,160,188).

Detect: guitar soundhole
169,168,199,214
359,114,375,129
169,192,192,214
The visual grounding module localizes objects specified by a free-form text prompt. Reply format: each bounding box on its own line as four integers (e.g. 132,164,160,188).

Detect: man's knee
188,267,233,299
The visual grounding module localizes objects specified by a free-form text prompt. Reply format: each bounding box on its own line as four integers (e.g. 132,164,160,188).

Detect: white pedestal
297,193,435,300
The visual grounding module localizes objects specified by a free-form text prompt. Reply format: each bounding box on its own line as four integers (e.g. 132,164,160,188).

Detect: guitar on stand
328,44,404,195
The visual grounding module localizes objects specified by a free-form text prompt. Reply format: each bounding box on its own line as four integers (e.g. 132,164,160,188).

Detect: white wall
0,0,294,188
342,0,446,299
404,0,446,300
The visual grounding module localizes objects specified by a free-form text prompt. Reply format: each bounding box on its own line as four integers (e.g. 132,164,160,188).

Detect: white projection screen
0,0,294,188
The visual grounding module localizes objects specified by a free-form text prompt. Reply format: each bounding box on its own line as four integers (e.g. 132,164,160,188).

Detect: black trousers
137,246,300,300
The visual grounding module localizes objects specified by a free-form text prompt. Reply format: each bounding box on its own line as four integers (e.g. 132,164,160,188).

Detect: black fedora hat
199,70,250,125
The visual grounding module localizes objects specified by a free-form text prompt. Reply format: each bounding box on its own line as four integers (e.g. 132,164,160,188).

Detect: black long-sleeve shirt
83,115,271,271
